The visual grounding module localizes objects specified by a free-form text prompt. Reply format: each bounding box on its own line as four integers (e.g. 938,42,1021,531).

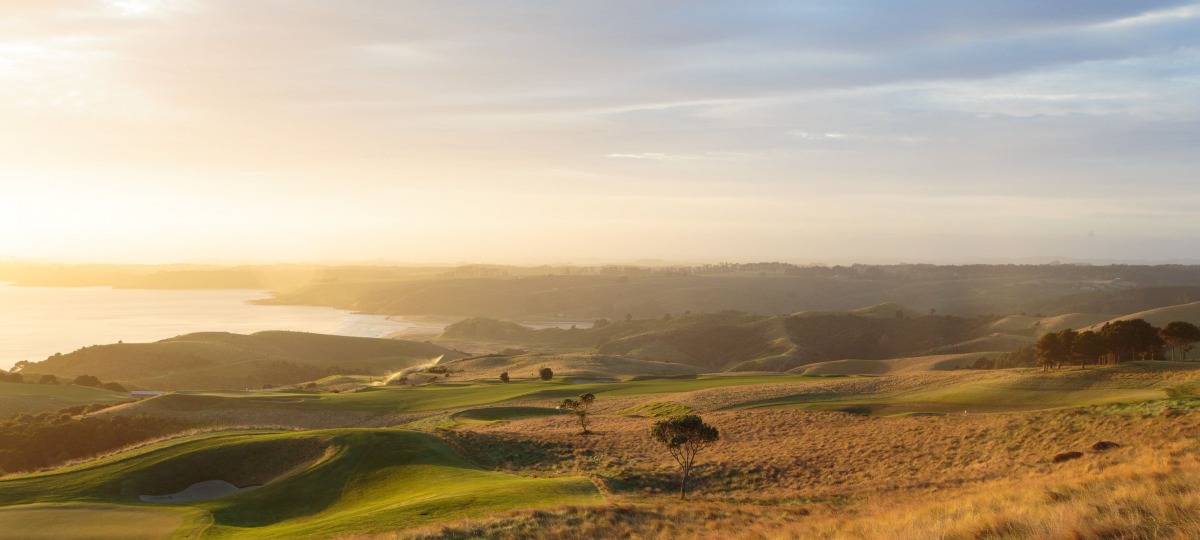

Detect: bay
0,284,418,370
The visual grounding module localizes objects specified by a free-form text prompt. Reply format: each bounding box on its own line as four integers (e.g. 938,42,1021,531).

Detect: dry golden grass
1083,301,1200,333
445,405,1199,501
406,403,1200,539
392,443,1200,539
781,441,1200,539
793,353,997,376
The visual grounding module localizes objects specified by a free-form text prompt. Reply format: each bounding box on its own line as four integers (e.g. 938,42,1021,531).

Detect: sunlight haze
2,1,1198,263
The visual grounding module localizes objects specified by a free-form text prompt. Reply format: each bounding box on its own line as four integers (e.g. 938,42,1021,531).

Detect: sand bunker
139,480,257,503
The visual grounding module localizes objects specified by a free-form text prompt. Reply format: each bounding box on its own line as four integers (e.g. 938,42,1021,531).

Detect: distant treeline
0,404,191,473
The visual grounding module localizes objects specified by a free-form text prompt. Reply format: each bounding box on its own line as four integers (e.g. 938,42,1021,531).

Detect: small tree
558,393,595,434
499,371,510,383
37,374,59,385
650,414,719,499
73,374,102,388
101,381,128,392
538,367,553,381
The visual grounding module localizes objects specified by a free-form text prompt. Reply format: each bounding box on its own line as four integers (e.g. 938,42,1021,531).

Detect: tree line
1034,319,1200,370
0,370,127,392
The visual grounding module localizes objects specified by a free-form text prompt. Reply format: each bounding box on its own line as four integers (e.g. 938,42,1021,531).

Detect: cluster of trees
0,406,189,473
1034,319,1200,370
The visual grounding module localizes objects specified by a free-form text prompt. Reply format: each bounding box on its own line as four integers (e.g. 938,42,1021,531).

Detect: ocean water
0,284,417,370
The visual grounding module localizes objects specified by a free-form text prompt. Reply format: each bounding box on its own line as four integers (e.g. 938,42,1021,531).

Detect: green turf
452,406,567,423
138,374,818,418
0,429,600,539
0,504,200,540
0,382,129,418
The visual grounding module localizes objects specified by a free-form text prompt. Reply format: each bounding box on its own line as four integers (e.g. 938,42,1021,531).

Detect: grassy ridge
0,382,129,418
25,331,465,391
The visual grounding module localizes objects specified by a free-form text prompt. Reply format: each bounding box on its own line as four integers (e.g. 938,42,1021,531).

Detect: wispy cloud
1,1,1198,263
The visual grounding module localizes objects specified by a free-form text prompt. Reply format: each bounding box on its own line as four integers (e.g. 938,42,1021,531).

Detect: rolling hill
1082,301,1200,332
25,331,466,391
438,309,1000,373
0,382,130,418
0,429,599,538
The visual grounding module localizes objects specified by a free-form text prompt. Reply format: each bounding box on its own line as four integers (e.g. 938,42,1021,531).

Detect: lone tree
73,374,102,388
499,371,510,383
650,414,719,499
558,393,596,434
538,367,553,381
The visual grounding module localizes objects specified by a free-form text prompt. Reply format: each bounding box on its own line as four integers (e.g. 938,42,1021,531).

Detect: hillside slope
0,429,599,538
27,331,465,390
1083,301,1200,332
439,309,998,373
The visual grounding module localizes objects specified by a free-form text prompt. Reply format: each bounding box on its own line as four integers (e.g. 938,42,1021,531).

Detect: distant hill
442,353,702,380
1082,301,1200,333
1020,286,1200,317
26,331,466,390
260,266,1200,319
439,308,997,372
0,382,130,418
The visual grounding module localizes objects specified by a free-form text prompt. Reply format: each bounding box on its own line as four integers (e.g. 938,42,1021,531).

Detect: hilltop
23,331,466,390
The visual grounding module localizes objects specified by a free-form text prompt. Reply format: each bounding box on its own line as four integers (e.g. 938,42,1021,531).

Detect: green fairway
452,406,567,423
0,504,198,540
0,382,129,418
0,429,600,539
135,374,819,419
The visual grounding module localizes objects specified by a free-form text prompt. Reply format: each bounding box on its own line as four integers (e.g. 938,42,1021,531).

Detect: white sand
139,480,257,503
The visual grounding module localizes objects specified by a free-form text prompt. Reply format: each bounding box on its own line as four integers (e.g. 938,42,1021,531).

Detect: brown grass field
370,363,1200,539
399,401,1200,539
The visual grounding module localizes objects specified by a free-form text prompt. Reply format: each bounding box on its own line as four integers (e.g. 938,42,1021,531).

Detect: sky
1,1,1198,265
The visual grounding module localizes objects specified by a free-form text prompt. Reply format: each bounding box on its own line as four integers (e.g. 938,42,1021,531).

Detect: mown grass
125,375,817,422
0,503,201,540
0,429,600,539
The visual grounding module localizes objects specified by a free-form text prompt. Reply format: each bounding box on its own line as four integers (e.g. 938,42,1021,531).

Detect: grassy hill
0,429,599,538
791,352,997,376
438,310,1000,373
443,353,702,380
1083,301,1200,333
259,266,1200,320
0,382,130,418
26,331,466,391
5,360,1200,538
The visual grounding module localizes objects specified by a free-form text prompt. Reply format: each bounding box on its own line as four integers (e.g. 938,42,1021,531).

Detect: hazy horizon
4,1,1198,264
